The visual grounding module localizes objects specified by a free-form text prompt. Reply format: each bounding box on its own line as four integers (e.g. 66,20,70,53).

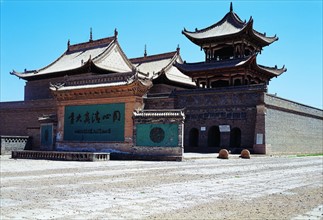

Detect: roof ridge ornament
230,2,233,12
114,28,118,39
90,27,93,42
67,39,70,50
144,44,147,57
176,44,180,54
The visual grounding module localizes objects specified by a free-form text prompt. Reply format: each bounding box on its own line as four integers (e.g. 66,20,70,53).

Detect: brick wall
265,94,323,154
25,78,65,100
0,100,56,135
174,85,266,153
148,84,184,94
0,99,56,149
144,96,175,109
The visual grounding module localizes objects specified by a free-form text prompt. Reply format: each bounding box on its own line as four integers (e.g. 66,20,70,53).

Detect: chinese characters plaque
64,103,125,142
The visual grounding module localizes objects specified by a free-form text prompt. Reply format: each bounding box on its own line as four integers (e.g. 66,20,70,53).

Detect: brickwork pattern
265,95,323,154
144,97,175,109
25,78,64,100
174,86,265,153
0,100,56,137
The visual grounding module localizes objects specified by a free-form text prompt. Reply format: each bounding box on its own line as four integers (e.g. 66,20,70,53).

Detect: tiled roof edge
130,51,177,64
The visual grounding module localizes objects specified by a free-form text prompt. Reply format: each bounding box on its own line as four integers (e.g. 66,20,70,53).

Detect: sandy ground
0,154,322,220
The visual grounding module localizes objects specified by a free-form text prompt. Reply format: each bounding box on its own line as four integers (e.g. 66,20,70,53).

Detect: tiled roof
131,50,195,86
174,55,286,78
183,11,246,39
174,56,252,72
50,76,151,91
50,77,153,100
130,51,177,64
258,64,287,76
68,37,114,52
133,109,185,118
182,7,278,47
11,35,134,80
133,56,174,76
50,81,128,91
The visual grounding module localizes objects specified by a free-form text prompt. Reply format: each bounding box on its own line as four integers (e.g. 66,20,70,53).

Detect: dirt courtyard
1,154,322,219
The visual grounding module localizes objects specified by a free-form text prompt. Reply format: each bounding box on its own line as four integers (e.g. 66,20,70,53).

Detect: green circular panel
150,127,165,143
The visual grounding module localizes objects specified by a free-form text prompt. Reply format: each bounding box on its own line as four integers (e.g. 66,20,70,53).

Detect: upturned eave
182,8,278,48
174,55,286,79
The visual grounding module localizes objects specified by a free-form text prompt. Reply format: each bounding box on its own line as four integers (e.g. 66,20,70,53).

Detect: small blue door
40,124,53,150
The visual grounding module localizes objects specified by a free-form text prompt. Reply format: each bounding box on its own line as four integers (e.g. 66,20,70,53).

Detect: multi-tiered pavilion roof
175,3,286,88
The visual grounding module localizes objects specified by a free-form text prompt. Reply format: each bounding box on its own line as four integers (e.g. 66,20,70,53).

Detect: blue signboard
136,124,178,147
64,103,125,142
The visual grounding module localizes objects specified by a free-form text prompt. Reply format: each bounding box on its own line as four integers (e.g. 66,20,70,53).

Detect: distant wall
148,84,185,95
25,77,65,100
0,100,56,149
265,94,323,154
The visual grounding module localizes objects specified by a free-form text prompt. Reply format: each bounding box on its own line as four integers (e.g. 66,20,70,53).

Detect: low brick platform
11,150,109,162
110,153,182,161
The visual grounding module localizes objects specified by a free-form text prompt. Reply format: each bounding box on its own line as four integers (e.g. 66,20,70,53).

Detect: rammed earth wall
264,94,323,154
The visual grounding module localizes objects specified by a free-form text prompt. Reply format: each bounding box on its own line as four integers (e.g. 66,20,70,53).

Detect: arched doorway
208,126,220,147
189,128,199,147
230,127,241,148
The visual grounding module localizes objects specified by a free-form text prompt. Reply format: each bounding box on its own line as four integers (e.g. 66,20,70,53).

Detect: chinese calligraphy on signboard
64,103,125,142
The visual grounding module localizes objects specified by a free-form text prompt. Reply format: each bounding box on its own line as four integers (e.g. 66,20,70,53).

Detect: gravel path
1,154,322,219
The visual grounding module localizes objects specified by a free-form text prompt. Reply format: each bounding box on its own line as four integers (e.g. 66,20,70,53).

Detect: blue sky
1,1,322,109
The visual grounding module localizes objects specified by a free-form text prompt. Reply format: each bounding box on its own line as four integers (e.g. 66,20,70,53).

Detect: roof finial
67,39,70,49
90,27,93,41
144,44,147,57
230,2,233,12
176,44,180,54
114,28,118,38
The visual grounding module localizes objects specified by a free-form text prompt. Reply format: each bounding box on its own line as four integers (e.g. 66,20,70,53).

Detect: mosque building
1,3,322,158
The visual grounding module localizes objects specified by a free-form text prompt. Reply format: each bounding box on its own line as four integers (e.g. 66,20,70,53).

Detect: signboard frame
64,103,125,142
219,125,231,132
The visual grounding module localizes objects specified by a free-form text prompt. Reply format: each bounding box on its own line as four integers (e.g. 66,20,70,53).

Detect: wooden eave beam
52,80,151,101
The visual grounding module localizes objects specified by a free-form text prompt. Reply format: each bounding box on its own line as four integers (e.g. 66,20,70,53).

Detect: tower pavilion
175,2,287,88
